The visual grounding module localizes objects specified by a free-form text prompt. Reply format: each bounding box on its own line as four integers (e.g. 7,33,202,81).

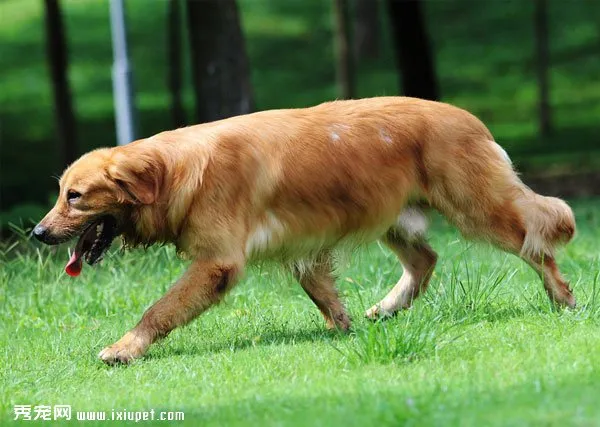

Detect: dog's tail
516,190,575,258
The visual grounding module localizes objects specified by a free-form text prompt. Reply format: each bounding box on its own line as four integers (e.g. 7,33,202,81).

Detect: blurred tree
387,0,439,100
333,0,355,99
534,0,551,136
44,0,77,167
186,0,254,123
354,0,380,61
167,0,186,128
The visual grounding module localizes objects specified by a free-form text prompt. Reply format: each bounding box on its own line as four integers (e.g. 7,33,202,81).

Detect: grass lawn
1,198,599,426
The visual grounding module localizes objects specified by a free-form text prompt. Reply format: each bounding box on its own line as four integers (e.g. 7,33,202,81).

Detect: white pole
109,0,136,145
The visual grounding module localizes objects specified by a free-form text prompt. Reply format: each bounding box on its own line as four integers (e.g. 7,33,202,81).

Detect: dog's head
33,144,164,276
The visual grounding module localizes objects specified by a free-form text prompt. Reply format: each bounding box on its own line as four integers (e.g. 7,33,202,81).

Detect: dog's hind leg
427,141,576,308
292,252,351,331
436,194,575,308
525,253,576,307
366,208,438,319
99,257,244,364
468,207,575,308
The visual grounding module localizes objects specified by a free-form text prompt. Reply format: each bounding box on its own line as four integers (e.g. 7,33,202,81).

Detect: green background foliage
2,0,600,228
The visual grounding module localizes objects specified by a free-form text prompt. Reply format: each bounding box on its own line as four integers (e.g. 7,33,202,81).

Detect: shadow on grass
142,301,560,362
145,325,345,361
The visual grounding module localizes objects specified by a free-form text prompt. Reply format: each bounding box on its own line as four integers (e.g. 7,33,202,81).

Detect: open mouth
65,215,118,277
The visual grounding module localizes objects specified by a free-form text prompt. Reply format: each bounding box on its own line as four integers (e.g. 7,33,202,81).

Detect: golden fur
36,97,576,364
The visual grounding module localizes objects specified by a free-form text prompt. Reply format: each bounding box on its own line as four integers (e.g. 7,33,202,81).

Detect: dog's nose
32,224,48,242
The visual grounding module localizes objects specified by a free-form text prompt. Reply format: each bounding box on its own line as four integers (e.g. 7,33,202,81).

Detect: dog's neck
120,135,212,253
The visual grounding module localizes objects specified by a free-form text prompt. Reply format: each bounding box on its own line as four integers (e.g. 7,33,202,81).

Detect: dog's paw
365,305,381,320
325,312,352,332
98,345,137,365
365,304,395,320
98,332,147,365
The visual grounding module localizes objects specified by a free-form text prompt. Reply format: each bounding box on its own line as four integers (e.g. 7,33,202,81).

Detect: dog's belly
244,206,427,262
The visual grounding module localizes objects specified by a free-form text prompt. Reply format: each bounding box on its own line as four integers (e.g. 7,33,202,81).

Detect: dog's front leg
99,257,242,364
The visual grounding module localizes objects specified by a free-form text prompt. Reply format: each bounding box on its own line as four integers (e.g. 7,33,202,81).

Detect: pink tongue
65,251,83,277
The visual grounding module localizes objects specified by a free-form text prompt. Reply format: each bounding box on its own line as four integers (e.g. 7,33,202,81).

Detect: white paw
365,304,395,320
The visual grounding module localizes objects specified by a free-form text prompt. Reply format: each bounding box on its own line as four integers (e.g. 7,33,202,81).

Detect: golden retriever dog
33,97,576,364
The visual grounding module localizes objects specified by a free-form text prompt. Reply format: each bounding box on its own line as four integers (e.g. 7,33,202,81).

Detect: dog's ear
107,150,164,205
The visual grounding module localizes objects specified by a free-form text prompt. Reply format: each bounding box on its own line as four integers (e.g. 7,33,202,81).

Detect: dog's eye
67,190,82,202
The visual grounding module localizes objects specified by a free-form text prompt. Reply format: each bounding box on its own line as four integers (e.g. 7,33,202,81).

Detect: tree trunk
167,0,186,128
386,0,439,100
354,0,380,61
534,0,551,136
186,0,254,123
333,0,355,99
44,0,77,167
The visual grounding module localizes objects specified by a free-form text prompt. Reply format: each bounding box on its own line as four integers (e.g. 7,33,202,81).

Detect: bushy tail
517,191,575,258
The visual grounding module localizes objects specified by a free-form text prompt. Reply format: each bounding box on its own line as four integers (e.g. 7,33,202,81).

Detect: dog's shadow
142,303,551,362
145,324,345,361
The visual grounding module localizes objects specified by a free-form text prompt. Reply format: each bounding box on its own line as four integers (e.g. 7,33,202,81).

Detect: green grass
1,198,599,426
2,0,600,228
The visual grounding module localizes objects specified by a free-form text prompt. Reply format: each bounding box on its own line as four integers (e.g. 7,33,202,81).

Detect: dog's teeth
96,223,103,236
